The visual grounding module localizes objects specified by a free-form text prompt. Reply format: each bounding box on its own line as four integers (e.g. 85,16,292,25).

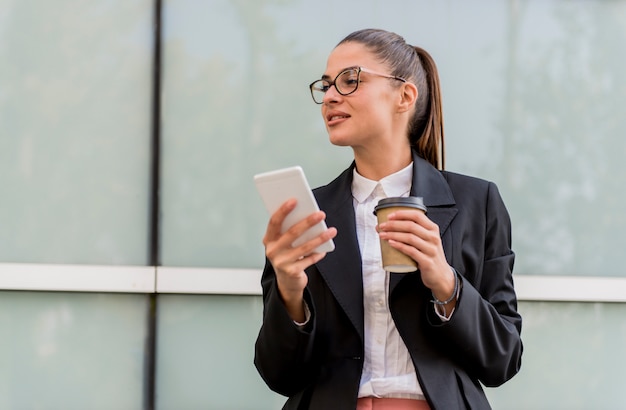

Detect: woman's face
320,42,406,150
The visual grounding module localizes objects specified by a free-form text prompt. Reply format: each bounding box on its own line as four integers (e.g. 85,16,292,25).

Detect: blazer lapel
314,166,365,340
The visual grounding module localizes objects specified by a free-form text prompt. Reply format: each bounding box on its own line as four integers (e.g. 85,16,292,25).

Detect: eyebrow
321,66,360,80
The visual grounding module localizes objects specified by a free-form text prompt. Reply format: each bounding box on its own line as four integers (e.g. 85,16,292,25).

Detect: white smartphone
254,166,335,253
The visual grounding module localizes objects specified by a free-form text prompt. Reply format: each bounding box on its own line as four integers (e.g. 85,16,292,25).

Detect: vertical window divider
145,0,162,408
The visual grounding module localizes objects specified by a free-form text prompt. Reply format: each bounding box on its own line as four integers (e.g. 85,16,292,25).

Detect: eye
337,69,359,88
313,81,331,92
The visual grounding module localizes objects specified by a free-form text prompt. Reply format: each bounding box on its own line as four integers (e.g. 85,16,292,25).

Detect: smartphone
254,166,335,253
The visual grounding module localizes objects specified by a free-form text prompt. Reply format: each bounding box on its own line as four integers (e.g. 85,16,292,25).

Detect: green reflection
486,301,626,409
160,0,626,277
0,291,148,409
492,1,626,276
0,0,153,265
156,294,285,410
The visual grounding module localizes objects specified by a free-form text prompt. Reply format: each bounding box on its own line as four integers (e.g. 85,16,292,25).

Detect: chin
329,139,351,147
328,132,354,147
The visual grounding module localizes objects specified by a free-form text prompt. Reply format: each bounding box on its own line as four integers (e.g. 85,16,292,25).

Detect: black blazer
255,151,523,409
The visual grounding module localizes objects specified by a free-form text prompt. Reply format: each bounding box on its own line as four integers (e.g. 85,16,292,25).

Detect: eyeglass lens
311,68,360,104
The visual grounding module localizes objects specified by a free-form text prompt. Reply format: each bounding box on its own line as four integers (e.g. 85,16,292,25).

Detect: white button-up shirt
352,163,425,400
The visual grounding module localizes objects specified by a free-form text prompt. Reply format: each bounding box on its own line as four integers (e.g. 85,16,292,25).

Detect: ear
397,82,418,113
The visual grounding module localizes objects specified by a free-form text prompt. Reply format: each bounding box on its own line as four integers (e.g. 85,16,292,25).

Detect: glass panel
476,1,626,277
156,296,626,409
160,0,353,268
0,0,153,265
161,0,626,276
155,294,285,410
486,301,626,409
0,291,148,409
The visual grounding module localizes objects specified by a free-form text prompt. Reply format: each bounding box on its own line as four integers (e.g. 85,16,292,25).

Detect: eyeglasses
309,66,407,104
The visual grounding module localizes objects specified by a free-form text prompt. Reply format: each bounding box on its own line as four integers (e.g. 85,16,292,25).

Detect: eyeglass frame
309,66,407,104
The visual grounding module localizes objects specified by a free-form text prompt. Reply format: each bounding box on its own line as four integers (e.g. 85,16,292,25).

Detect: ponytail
410,47,445,170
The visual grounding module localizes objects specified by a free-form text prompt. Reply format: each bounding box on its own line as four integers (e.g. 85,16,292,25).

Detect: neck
352,143,412,181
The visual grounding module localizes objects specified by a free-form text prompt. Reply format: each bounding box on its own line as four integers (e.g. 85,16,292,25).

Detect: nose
323,83,341,104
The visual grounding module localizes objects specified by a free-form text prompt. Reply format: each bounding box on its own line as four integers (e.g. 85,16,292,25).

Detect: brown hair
337,29,445,169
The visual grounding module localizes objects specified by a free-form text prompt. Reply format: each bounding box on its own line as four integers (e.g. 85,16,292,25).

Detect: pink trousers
356,397,431,410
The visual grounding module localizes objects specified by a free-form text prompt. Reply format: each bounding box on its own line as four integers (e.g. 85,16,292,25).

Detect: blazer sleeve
254,259,317,396
428,181,523,387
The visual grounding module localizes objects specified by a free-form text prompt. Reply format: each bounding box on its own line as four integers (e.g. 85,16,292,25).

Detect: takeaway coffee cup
374,196,427,273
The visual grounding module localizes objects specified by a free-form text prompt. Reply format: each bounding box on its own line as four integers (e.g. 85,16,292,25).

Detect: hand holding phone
254,166,335,253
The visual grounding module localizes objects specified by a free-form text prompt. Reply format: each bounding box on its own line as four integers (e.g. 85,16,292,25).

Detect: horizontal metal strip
156,267,261,295
0,263,156,293
513,275,626,303
1,263,626,302
156,268,626,302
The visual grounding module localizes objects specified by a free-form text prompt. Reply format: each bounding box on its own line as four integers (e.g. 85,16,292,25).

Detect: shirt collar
352,162,413,203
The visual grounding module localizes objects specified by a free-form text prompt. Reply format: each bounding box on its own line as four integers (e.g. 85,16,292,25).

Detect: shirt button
377,299,384,306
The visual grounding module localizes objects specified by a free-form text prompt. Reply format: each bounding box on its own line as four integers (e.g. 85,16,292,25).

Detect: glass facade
0,0,153,265
155,298,626,409
160,0,626,277
1,0,625,408
486,302,626,409
155,294,285,410
0,291,147,409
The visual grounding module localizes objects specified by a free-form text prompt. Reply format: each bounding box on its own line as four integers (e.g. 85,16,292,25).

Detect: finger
295,226,337,257
263,199,299,248
293,251,328,271
381,218,442,260
386,238,423,262
274,222,336,266
386,234,442,269
266,198,297,234
383,230,429,253
380,214,439,238
273,244,329,278
387,209,435,228
284,210,328,240
378,219,428,238
266,212,336,263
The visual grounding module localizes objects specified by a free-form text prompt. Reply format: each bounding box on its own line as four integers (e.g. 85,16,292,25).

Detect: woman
254,28,522,410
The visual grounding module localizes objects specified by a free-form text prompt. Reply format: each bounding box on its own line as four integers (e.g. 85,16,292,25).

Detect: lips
326,111,350,126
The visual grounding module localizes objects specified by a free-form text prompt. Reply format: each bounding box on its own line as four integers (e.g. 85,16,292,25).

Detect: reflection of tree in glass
163,0,345,267
496,1,626,276
0,1,152,264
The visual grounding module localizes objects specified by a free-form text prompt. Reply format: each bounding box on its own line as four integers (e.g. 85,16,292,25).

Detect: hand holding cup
374,197,427,273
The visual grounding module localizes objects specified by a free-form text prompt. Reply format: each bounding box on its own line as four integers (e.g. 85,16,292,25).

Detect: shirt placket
368,184,389,392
